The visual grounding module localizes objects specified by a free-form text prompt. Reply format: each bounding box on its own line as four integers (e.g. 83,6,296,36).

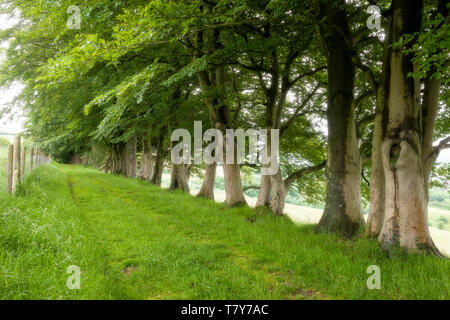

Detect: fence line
3,136,51,195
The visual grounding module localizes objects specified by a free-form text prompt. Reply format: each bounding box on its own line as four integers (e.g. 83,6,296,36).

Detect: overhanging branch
284,160,326,188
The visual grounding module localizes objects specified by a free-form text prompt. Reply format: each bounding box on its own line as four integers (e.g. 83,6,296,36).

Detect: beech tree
314,0,366,237
377,0,449,254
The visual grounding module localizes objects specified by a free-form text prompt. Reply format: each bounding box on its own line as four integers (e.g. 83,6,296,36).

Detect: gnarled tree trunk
169,163,190,192
378,0,440,255
196,26,247,207
366,96,387,238
139,135,154,181
269,169,286,215
126,134,137,178
255,173,271,208
223,162,247,207
366,15,392,238
151,135,165,187
197,163,217,199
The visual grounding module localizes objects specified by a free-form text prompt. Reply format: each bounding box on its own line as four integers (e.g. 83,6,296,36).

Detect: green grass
0,146,8,193
0,145,35,193
0,164,449,299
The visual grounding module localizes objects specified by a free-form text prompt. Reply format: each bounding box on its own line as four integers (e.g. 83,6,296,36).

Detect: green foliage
430,163,450,193
0,137,10,147
394,3,450,85
429,186,450,210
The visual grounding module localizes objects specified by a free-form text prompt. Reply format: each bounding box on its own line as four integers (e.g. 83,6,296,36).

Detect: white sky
0,13,24,134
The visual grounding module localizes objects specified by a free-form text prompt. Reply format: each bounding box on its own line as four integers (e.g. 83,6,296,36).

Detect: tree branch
280,83,321,136
356,113,376,135
424,136,450,167
284,160,326,188
243,185,260,192
352,54,378,92
290,66,327,87
434,136,450,154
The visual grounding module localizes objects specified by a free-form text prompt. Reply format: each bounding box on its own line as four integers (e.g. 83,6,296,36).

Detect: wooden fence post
35,148,39,167
6,145,13,194
29,147,34,171
20,146,26,181
12,136,21,193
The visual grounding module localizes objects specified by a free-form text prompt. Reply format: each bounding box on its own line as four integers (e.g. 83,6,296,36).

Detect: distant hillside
0,134,15,144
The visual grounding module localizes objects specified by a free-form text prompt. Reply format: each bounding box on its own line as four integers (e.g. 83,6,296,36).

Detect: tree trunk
126,134,137,178
378,0,440,255
151,135,165,187
366,97,387,237
197,163,217,199
315,2,364,237
223,162,247,207
270,169,286,215
255,173,272,208
109,144,125,174
169,163,190,192
380,136,439,254
120,146,128,176
101,152,111,173
139,136,154,181
29,147,34,172
196,26,247,207
422,74,441,185
366,15,392,238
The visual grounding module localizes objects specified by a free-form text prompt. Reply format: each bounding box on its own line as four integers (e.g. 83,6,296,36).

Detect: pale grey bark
255,174,271,208
378,0,440,255
366,16,392,238
269,169,286,215
223,162,247,207
197,163,217,199
139,136,154,181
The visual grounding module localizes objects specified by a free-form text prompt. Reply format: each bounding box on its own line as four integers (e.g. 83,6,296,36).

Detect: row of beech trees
58,0,448,256
311,0,448,255
5,136,50,194
8,0,446,256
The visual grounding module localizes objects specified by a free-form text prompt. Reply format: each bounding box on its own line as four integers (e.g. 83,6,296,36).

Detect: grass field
0,164,449,299
161,173,450,256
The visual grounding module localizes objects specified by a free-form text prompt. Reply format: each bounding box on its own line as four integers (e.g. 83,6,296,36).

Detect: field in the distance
162,173,450,256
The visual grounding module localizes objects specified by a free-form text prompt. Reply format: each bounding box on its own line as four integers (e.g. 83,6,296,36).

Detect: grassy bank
0,164,449,299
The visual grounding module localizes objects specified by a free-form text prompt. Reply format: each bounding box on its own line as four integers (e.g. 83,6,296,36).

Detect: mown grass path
63,165,318,299
1,164,449,299
59,165,450,300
